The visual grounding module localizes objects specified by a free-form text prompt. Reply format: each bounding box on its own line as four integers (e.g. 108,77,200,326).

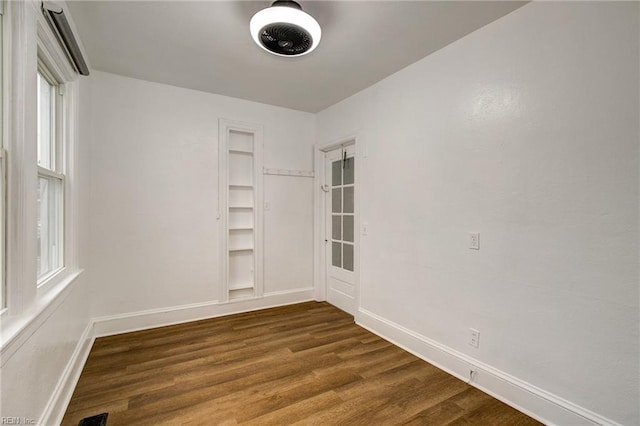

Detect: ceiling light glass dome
250,1,321,57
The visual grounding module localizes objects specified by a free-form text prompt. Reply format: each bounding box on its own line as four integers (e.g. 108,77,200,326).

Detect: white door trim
313,134,360,316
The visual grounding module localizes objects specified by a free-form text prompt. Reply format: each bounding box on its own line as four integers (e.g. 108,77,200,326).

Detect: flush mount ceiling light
250,0,321,57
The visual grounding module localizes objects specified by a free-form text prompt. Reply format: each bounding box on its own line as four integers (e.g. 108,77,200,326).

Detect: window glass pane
332,242,341,268
343,157,355,185
343,215,354,242
37,72,55,170
343,187,354,213
332,215,341,240
332,160,341,186
343,244,354,271
37,176,49,278
332,188,342,213
37,176,63,279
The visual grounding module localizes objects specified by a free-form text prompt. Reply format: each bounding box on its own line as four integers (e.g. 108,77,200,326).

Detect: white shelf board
229,282,255,291
263,168,314,178
229,247,253,252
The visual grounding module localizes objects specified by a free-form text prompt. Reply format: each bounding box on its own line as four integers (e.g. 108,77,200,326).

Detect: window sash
37,165,64,180
36,172,64,283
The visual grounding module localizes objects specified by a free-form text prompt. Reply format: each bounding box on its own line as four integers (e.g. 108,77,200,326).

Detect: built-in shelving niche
219,120,263,302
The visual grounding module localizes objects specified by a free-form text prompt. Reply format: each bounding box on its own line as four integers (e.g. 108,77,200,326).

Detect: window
36,64,64,283
0,4,5,309
1,0,80,324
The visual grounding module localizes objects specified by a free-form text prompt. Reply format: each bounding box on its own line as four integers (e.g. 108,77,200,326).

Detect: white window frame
36,60,65,286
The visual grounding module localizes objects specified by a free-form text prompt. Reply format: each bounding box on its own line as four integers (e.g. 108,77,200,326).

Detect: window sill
0,268,84,365
37,265,66,290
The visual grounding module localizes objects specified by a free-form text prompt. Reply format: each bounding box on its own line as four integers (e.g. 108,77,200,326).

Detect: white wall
87,71,315,318
317,2,638,425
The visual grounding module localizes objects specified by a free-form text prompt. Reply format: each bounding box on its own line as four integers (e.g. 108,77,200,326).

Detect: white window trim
1,0,82,342
35,4,79,295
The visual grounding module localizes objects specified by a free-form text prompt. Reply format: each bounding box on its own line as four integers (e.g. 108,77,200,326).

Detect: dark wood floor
62,302,541,425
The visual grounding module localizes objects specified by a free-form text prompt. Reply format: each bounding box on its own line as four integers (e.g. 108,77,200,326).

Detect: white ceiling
67,1,526,113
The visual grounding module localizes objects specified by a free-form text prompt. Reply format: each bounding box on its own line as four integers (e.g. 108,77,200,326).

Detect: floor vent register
78,413,108,426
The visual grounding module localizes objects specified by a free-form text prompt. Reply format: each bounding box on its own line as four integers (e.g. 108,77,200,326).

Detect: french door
324,145,356,314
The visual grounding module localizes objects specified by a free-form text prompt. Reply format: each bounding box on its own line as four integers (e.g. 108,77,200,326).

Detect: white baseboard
39,321,95,426
93,288,314,337
356,308,620,426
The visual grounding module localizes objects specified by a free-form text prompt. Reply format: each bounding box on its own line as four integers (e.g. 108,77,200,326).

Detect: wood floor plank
242,391,345,426
62,302,541,426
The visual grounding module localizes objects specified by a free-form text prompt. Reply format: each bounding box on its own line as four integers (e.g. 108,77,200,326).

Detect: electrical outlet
469,369,477,383
264,201,271,211
469,328,480,348
469,232,480,250
362,223,368,236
